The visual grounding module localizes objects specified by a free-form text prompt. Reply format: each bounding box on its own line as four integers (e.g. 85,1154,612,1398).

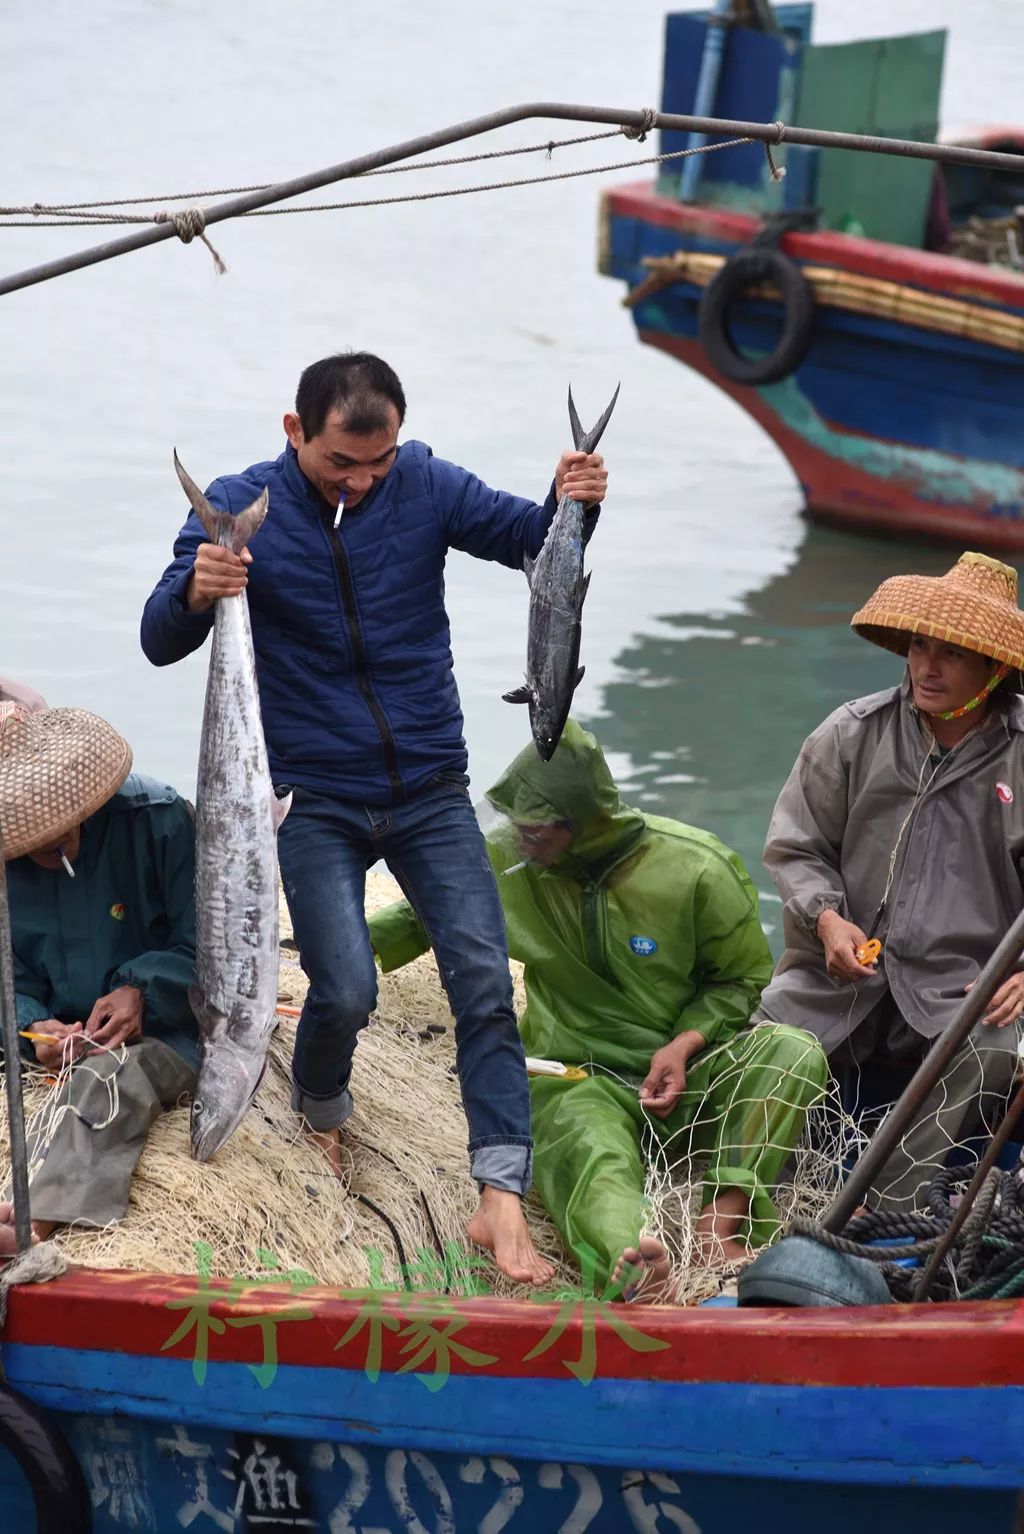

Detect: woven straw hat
0,704,133,861
851,551,1024,670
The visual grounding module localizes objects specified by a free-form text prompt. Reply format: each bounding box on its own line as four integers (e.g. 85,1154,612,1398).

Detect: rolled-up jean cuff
470,1138,533,1196
291,1080,354,1132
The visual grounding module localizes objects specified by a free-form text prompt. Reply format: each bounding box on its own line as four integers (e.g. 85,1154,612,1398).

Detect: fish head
190,1040,266,1163
530,697,570,762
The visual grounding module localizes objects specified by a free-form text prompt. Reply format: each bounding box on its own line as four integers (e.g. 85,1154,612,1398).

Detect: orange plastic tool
856,939,882,965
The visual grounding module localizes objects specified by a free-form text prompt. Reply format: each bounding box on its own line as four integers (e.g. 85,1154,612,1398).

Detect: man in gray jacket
757,551,1024,1211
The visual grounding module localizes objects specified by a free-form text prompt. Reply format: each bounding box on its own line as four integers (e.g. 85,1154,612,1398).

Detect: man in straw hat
755,551,1024,1212
0,702,198,1256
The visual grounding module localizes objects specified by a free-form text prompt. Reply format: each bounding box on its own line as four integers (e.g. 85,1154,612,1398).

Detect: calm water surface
2,0,1021,943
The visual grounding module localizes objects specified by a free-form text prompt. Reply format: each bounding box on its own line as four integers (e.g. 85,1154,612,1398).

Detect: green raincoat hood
485,719,643,872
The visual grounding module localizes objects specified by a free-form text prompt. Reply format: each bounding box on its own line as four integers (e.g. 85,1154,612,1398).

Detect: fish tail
567,383,621,455
174,450,269,552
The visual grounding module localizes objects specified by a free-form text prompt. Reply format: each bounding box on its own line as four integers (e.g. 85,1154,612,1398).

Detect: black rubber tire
0,1383,92,1533
698,246,815,386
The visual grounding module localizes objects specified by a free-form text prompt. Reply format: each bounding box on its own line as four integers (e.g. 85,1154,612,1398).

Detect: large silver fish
503,385,619,760
173,452,290,1162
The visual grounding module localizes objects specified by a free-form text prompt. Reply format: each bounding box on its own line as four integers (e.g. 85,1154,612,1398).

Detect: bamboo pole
627,250,1024,353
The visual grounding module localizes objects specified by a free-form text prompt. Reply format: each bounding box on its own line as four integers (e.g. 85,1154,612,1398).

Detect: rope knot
154,206,228,275
622,108,658,144
764,121,787,183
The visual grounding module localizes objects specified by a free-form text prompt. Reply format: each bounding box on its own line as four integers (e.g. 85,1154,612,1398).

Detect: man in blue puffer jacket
140,352,609,1285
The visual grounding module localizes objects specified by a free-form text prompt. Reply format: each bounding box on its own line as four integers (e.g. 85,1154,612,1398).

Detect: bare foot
467,1187,554,1286
694,1189,752,1268
611,1236,677,1304
0,1201,50,1257
304,1124,346,1178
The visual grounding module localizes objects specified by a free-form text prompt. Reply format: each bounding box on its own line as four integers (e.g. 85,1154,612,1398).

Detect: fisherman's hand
968,972,1024,1028
186,542,253,613
817,909,877,983
555,450,608,506
640,1035,700,1120
85,986,144,1049
31,1021,89,1068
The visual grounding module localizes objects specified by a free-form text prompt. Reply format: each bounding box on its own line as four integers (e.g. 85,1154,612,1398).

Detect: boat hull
2,1268,1024,1531
601,184,1024,549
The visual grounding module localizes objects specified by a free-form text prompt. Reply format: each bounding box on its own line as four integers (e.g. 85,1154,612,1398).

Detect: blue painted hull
600,187,1024,547
3,1332,1024,1531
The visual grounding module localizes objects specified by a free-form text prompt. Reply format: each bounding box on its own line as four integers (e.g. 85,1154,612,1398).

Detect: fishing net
2,872,1016,1304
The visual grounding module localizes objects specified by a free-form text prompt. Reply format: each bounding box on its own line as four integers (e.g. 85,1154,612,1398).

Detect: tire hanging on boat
0,1383,91,1532
698,246,816,386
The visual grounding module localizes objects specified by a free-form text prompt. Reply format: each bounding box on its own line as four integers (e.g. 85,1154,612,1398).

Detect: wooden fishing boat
2,1265,1024,1531
598,4,1024,548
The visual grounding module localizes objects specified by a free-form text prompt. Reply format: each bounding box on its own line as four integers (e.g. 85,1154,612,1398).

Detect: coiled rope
790,1160,1024,1303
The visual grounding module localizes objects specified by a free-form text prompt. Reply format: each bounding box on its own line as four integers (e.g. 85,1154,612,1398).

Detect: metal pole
0,832,33,1253
2,102,1024,299
822,905,1024,1233
912,1074,1024,1302
679,0,733,202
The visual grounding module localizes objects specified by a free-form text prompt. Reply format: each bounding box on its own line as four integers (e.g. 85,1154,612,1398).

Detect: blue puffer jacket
141,440,557,804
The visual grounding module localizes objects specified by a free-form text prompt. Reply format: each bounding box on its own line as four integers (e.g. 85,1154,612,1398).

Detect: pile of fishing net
0,873,863,1303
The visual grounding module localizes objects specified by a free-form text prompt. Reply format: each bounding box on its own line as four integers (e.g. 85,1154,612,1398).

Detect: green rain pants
530,1022,828,1292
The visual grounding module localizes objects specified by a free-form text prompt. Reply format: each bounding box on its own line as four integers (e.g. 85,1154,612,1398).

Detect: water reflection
586,525,1019,948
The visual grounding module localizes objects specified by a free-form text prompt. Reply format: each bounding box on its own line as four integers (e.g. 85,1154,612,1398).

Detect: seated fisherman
0,702,198,1255
369,719,827,1298
756,552,1024,1212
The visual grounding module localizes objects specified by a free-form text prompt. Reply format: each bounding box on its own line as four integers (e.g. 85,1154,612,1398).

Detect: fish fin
574,665,586,688
569,383,622,457
502,684,534,705
188,984,227,1034
582,571,592,599
174,450,269,553
568,386,586,452
523,552,536,586
272,789,292,831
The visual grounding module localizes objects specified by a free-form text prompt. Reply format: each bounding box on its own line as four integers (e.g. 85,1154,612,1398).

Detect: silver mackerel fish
503,385,619,760
173,452,291,1162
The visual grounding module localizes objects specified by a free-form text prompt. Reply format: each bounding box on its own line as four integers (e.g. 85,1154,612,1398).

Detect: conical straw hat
0,704,133,861
851,551,1024,670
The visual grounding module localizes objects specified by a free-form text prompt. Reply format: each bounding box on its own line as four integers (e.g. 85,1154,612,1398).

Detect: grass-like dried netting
0,873,859,1303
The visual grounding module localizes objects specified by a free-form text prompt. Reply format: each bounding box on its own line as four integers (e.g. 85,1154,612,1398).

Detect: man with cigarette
0,701,198,1255
369,719,827,1299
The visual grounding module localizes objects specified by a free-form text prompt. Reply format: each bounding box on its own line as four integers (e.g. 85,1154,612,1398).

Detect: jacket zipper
323,515,405,801
580,881,615,983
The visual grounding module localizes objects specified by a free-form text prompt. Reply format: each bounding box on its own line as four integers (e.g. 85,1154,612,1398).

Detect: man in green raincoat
370,720,827,1297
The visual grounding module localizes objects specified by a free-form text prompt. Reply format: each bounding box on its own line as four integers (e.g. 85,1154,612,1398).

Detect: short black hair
295,352,407,440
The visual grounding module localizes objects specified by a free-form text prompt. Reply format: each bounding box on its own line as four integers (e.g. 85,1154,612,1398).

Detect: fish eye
192,1100,203,1117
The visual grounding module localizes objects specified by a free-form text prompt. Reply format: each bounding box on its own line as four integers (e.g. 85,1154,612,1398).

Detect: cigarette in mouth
59,847,75,879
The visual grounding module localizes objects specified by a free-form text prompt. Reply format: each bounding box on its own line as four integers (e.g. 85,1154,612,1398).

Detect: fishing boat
598,3,1024,548
3,1267,1024,1532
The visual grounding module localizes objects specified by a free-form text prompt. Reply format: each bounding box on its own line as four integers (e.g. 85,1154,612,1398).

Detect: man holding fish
141,352,608,1285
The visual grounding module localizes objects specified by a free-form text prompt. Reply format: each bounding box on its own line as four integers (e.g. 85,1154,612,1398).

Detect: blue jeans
276,772,533,1195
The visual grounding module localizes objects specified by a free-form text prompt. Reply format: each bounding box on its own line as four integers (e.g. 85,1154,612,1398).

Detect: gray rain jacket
758,678,1024,1055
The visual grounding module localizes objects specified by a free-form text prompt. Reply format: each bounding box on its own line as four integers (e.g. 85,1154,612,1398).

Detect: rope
621,107,659,143
790,1158,1024,1302
153,209,227,276
0,136,751,230
0,130,625,214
